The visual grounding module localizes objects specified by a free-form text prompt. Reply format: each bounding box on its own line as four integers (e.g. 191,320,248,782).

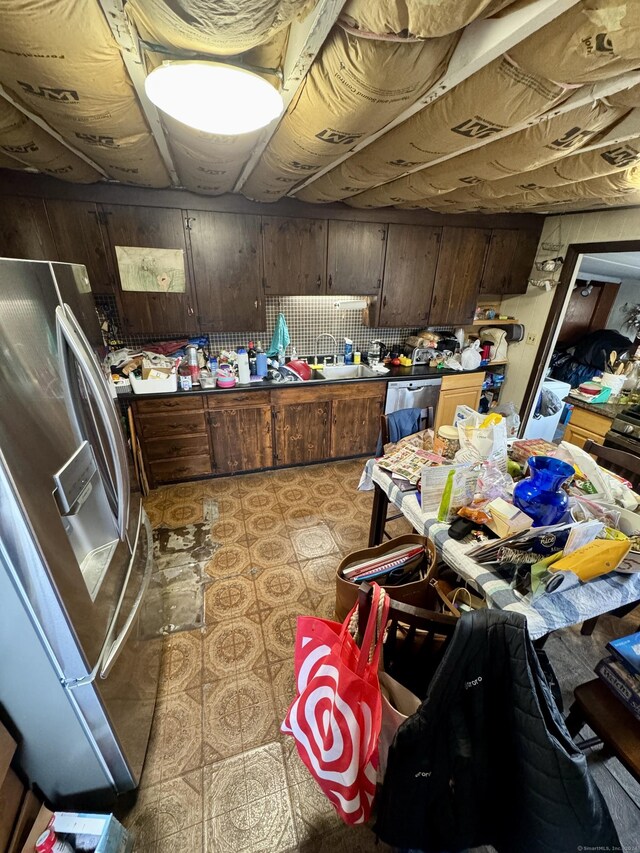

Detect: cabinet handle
185,216,196,230
383,295,387,308
317,275,322,290
187,304,194,315
376,278,381,290
328,274,333,289
254,299,259,309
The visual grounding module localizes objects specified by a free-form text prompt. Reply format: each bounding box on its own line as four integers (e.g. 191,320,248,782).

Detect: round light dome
144,61,283,135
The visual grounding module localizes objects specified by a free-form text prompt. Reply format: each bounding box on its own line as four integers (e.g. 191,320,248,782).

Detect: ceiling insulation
0,0,639,215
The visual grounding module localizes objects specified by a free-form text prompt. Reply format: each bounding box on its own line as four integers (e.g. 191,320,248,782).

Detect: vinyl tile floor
121,459,400,852
121,459,640,852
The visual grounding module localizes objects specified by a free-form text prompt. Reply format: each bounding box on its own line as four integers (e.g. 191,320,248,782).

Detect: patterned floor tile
201,477,240,497
211,515,247,545
283,504,331,531
204,575,258,623
318,495,359,526
289,779,343,845
331,519,370,553
204,789,296,853
202,616,266,680
122,783,159,848
156,769,203,840
155,822,203,853
204,541,253,580
253,564,309,612
276,484,310,511
248,532,296,570
158,630,203,697
300,556,340,595
261,607,300,664
289,524,338,562
244,508,288,538
161,499,204,529
155,689,203,780
269,658,296,725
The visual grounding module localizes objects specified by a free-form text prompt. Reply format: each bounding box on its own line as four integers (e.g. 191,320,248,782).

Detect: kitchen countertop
117,362,488,402
567,394,629,420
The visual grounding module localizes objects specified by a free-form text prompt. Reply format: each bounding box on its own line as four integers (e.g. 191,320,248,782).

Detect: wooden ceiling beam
232,0,348,192
289,0,582,197
98,0,181,185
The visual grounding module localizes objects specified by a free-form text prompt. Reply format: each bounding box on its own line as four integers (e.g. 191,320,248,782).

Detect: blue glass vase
513,456,575,527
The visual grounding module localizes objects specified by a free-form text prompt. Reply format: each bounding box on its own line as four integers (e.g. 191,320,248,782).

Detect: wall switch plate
526,333,538,346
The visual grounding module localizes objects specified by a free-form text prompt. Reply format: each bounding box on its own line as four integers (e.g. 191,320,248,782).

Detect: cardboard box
21,811,132,853
0,769,24,851
7,791,41,853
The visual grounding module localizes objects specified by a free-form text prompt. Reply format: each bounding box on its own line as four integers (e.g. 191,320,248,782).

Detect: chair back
582,439,640,490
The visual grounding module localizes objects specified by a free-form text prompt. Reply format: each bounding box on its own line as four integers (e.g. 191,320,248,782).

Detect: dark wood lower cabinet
132,381,387,486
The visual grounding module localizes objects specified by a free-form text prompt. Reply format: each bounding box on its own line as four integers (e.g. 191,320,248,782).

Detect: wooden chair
357,580,457,698
379,407,434,540
579,441,640,635
566,679,640,785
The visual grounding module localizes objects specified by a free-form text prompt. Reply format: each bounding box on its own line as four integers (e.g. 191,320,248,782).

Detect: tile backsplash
98,294,421,358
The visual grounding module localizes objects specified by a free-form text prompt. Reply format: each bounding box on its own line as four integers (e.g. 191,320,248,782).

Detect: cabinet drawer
136,395,204,414
568,407,611,437
150,455,213,483
440,372,485,391
207,390,271,409
138,412,207,438
145,435,210,461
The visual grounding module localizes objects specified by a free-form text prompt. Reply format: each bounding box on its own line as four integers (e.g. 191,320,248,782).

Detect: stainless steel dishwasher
384,377,442,423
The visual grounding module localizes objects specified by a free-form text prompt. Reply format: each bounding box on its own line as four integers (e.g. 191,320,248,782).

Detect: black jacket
375,610,620,853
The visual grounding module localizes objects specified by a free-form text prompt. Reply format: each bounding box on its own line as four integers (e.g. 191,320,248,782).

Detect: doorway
521,242,640,433
556,279,619,345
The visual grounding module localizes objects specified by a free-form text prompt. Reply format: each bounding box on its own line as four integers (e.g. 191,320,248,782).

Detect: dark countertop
567,394,629,420
117,362,488,402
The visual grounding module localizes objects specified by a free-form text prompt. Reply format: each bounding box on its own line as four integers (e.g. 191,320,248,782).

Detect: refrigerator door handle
100,513,153,680
55,306,129,543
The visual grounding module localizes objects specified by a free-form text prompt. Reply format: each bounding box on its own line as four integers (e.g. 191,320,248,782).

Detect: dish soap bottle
255,341,268,377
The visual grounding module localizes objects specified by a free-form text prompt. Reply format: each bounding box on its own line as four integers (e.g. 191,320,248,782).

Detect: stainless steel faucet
315,333,338,365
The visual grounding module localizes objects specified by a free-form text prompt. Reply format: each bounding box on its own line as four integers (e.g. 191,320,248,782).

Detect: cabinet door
430,227,490,326
327,220,386,295
101,204,198,336
434,374,485,432
331,393,384,458
479,229,520,294
262,216,327,295
274,400,330,465
0,196,58,260
188,211,264,331
377,224,440,327
208,406,273,474
46,199,115,294
503,229,540,295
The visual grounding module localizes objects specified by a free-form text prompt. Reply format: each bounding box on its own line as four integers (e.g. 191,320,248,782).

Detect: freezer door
0,259,132,670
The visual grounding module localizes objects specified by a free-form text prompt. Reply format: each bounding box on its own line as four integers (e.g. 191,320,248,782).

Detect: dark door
479,229,521,294
46,200,116,295
188,211,264,331
0,196,58,260
101,204,198,336
331,395,384,458
430,227,490,326
209,405,273,473
327,220,386,295
558,280,620,345
262,216,327,295
274,401,330,465
377,224,441,328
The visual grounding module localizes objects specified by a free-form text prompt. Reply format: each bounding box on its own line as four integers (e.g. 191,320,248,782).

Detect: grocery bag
281,583,389,824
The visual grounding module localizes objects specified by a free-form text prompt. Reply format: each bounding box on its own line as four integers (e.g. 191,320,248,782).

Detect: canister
433,425,460,460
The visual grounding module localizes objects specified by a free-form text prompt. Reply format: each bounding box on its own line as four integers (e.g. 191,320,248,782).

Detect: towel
376,407,422,455
267,313,291,357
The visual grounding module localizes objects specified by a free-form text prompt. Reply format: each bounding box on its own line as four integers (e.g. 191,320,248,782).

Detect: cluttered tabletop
359,410,640,641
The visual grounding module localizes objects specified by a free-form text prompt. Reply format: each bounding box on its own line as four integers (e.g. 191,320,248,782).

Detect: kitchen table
360,459,640,641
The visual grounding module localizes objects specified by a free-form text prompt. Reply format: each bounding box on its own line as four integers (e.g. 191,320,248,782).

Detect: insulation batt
300,0,640,204
241,24,457,202
0,98,100,182
128,0,313,56
0,0,170,186
344,100,626,207
340,0,517,38
297,55,568,203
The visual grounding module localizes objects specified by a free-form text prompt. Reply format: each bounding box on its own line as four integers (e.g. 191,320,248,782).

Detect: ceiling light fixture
144,61,283,135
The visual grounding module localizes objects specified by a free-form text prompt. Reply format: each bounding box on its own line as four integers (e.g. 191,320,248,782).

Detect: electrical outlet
526,332,538,346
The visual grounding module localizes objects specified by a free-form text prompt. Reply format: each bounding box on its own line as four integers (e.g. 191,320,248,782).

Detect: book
607,631,640,676
595,656,640,721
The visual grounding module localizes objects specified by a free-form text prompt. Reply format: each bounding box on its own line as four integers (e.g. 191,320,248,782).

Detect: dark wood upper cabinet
376,224,441,328
46,199,115,294
430,227,490,326
479,228,539,295
327,220,386,295
187,210,264,332
0,196,58,261
100,203,198,336
262,216,327,295
505,229,540,294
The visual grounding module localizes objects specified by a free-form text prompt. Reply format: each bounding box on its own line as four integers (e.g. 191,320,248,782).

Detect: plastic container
36,828,74,853
237,348,251,385
185,344,200,384
433,426,460,460
216,367,236,388
130,372,178,394
600,372,625,397
256,343,268,377
344,337,353,365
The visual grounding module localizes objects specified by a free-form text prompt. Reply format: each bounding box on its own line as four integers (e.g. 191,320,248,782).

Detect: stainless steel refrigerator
0,258,161,803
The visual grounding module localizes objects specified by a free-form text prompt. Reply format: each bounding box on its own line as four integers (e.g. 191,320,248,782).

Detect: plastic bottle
178,358,192,391
344,337,354,365
255,341,268,377
185,344,200,385
237,348,250,385
277,344,286,366
248,341,257,375
36,828,74,853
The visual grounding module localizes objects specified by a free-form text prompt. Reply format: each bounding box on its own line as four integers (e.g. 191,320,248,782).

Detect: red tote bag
281,583,389,825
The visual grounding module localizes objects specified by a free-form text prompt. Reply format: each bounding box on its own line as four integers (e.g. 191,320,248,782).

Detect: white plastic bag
455,409,508,472
460,340,482,370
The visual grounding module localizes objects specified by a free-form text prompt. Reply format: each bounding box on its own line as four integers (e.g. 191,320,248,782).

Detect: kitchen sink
315,364,379,380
